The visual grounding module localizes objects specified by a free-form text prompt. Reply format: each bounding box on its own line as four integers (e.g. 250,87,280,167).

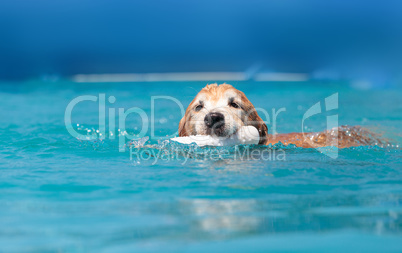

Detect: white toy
170,126,260,146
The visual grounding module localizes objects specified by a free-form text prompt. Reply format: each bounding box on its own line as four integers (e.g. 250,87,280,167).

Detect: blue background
1,0,402,82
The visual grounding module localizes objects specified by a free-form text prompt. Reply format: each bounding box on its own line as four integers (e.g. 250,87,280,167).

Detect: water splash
72,123,400,161
305,125,395,148
128,136,149,148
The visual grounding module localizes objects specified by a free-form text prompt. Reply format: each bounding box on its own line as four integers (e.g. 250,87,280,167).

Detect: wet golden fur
179,83,384,148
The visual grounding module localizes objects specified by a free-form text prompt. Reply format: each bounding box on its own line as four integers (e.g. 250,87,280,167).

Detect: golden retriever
179,83,382,148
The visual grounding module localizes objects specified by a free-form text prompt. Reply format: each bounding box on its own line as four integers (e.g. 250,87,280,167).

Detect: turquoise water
0,81,401,252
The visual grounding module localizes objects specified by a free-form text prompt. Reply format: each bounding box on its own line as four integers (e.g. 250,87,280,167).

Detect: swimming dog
179,83,382,148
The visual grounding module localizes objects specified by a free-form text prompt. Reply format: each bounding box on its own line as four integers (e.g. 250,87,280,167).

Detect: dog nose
204,112,225,128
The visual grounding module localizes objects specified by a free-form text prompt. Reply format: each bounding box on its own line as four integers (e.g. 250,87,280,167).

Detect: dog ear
248,109,268,145
178,115,188,136
256,120,268,145
238,90,268,145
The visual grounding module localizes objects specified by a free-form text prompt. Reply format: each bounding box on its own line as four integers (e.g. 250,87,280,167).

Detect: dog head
179,83,268,144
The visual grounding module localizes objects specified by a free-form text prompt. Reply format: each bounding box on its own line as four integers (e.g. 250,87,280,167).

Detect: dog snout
204,112,225,128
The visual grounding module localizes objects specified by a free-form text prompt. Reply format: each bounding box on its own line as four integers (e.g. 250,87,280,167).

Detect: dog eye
195,104,203,111
229,102,240,109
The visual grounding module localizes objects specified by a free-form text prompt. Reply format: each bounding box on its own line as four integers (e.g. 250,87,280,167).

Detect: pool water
0,81,401,252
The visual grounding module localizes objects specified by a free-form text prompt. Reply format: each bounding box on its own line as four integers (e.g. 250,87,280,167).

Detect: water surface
0,81,401,252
